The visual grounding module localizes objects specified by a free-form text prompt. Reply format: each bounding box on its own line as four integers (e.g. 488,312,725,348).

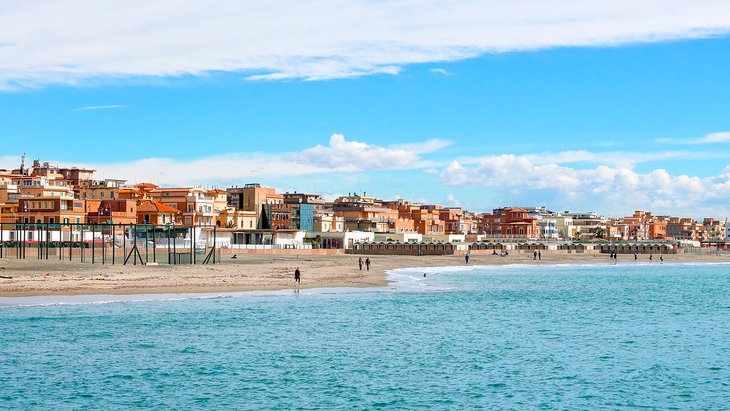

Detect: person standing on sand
365,257,371,271
533,251,537,260
294,267,301,286
465,254,470,264
538,251,541,260
358,257,363,271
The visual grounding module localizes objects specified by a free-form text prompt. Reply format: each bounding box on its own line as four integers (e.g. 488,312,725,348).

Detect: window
63,218,69,224
100,192,105,198
110,191,115,198
144,214,150,224
49,217,55,224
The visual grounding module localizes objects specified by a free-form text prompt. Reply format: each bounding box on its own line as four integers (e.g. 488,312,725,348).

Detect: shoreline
1,253,730,299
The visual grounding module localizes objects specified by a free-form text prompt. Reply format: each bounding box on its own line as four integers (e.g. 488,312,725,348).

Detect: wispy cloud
1,1,730,88
73,104,126,111
429,68,451,76
656,131,730,145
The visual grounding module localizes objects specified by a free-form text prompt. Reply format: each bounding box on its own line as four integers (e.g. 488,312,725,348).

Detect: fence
0,223,221,265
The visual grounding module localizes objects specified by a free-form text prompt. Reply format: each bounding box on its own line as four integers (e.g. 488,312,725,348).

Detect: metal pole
193,225,197,264
213,226,216,264
152,225,156,263
112,223,116,265
133,223,137,265
167,225,171,265
69,223,73,262
92,224,96,264
173,224,177,264
81,226,85,263
45,222,49,259
102,224,106,265
190,226,194,265
144,224,149,263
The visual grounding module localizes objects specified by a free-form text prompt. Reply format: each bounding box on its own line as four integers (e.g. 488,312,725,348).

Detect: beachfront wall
347,242,456,255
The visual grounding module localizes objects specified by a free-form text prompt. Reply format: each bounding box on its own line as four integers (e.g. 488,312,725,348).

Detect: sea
2,262,729,410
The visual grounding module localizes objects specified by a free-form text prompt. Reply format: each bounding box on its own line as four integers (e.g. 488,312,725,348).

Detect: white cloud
696,131,730,144
1,1,730,87
429,68,451,76
72,104,126,111
440,153,730,217
297,133,445,171
0,133,445,185
656,131,730,145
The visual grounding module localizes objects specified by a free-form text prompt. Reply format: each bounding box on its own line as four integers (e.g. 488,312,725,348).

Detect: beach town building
207,188,229,212
17,196,87,225
136,200,182,225
480,207,540,239
12,175,76,199
563,211,610,240
617,210,667,241
283,192,327,232
312,211,345,232
666,217,702,241
117,183,158,201
86,199,138,225
77,179,127,200
701,218,727,242
149,187,217,226
226,184,283,228
217,206,257,229
333,193,398,233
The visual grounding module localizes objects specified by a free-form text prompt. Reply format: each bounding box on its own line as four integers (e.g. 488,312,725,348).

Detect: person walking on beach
533,251,537,260
465,254,470,264
660,255,664,262
538,251,541,260
358,257,363,271
649,254,653,262
365,257,371,271
294,267,301,286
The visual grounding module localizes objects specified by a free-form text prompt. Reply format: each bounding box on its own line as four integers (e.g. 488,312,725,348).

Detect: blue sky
1,1,730,217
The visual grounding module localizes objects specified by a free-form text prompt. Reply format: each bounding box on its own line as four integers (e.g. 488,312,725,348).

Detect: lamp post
99,204,111,264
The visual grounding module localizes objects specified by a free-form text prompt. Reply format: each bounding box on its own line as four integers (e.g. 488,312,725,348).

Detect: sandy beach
0,252,728,297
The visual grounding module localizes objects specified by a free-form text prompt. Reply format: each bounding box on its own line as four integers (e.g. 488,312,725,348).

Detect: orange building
334,193,397,233
17,197,87,225
481,207,540,239
86,199,138,225
149,187,217,226
137,200,182,225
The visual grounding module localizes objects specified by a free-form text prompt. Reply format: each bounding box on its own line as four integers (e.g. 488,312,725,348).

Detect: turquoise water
2,263,730,409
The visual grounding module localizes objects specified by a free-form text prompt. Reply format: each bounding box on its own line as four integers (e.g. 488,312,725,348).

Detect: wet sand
1,252,729,297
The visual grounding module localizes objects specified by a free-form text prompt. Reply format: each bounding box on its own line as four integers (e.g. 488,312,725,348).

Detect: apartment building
481,207,540,239
334,193,398,233
86,199,138,225
17,197,86,225
150,187,217,226
137,200,182,225
77,179,127,201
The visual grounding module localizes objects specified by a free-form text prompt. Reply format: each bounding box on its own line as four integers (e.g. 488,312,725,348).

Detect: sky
1,1,730,218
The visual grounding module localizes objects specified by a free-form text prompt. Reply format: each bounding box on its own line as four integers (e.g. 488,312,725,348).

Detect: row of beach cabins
348,241,678,256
